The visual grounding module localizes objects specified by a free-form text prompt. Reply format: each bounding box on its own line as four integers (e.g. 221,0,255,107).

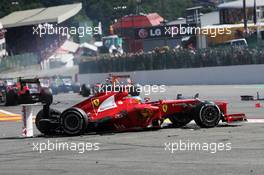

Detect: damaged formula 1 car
36,91,246,136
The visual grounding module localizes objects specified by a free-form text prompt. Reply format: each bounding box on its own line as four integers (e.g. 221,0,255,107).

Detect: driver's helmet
130,95,142,103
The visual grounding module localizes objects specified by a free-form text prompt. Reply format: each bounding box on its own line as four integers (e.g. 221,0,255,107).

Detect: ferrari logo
141,111,148,118
141,109,152,118
162,104,168,113
138,108,153,121
92,99,100,107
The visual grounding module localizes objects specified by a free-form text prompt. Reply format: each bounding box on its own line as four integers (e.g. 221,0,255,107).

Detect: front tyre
194,103,221,128
60,107,88,135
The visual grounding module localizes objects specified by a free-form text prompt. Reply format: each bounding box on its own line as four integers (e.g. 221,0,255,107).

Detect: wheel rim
201,106,219,122
64,113,81,131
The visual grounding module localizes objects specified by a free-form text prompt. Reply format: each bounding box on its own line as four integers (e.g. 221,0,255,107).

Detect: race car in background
58,76,80,94
39,76,80,95
1,77,52,106
80,74,140,97
0,78,17,106
35,91,246,136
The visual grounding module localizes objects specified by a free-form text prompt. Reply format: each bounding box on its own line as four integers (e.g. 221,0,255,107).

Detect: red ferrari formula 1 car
36,91,246,136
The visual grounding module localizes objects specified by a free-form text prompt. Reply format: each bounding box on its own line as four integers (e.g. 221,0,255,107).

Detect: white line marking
163,119,264,124
246,119,264,123
0,110,18,115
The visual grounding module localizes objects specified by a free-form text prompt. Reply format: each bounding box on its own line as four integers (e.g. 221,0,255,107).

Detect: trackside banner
134,24,197,39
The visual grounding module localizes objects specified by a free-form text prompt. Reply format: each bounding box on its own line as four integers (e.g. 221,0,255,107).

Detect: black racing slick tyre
169,113,192,128
40,88,53,105
5,90,17,106
60,107,89,136
194,102,221,128
81,84,91,97
35,108,61,135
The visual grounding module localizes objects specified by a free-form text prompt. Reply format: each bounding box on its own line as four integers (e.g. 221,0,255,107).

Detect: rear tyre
5,90,17,106
60,107,88,135
40,88,53,105
81,84,91,97
194,102,221,128
35,108,61,135
169,113,192,128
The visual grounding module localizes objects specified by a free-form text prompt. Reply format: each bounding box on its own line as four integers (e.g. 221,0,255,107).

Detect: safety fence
0,53,39,72
79,47,264,74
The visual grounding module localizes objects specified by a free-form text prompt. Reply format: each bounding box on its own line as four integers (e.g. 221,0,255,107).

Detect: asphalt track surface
0,85,264,175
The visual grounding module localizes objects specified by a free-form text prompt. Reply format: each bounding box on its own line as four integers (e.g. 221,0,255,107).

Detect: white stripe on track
0,110,18,115
247,119,264,123
163,119,264,124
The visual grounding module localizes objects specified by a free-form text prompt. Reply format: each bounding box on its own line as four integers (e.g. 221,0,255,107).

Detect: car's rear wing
18,78,40,84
